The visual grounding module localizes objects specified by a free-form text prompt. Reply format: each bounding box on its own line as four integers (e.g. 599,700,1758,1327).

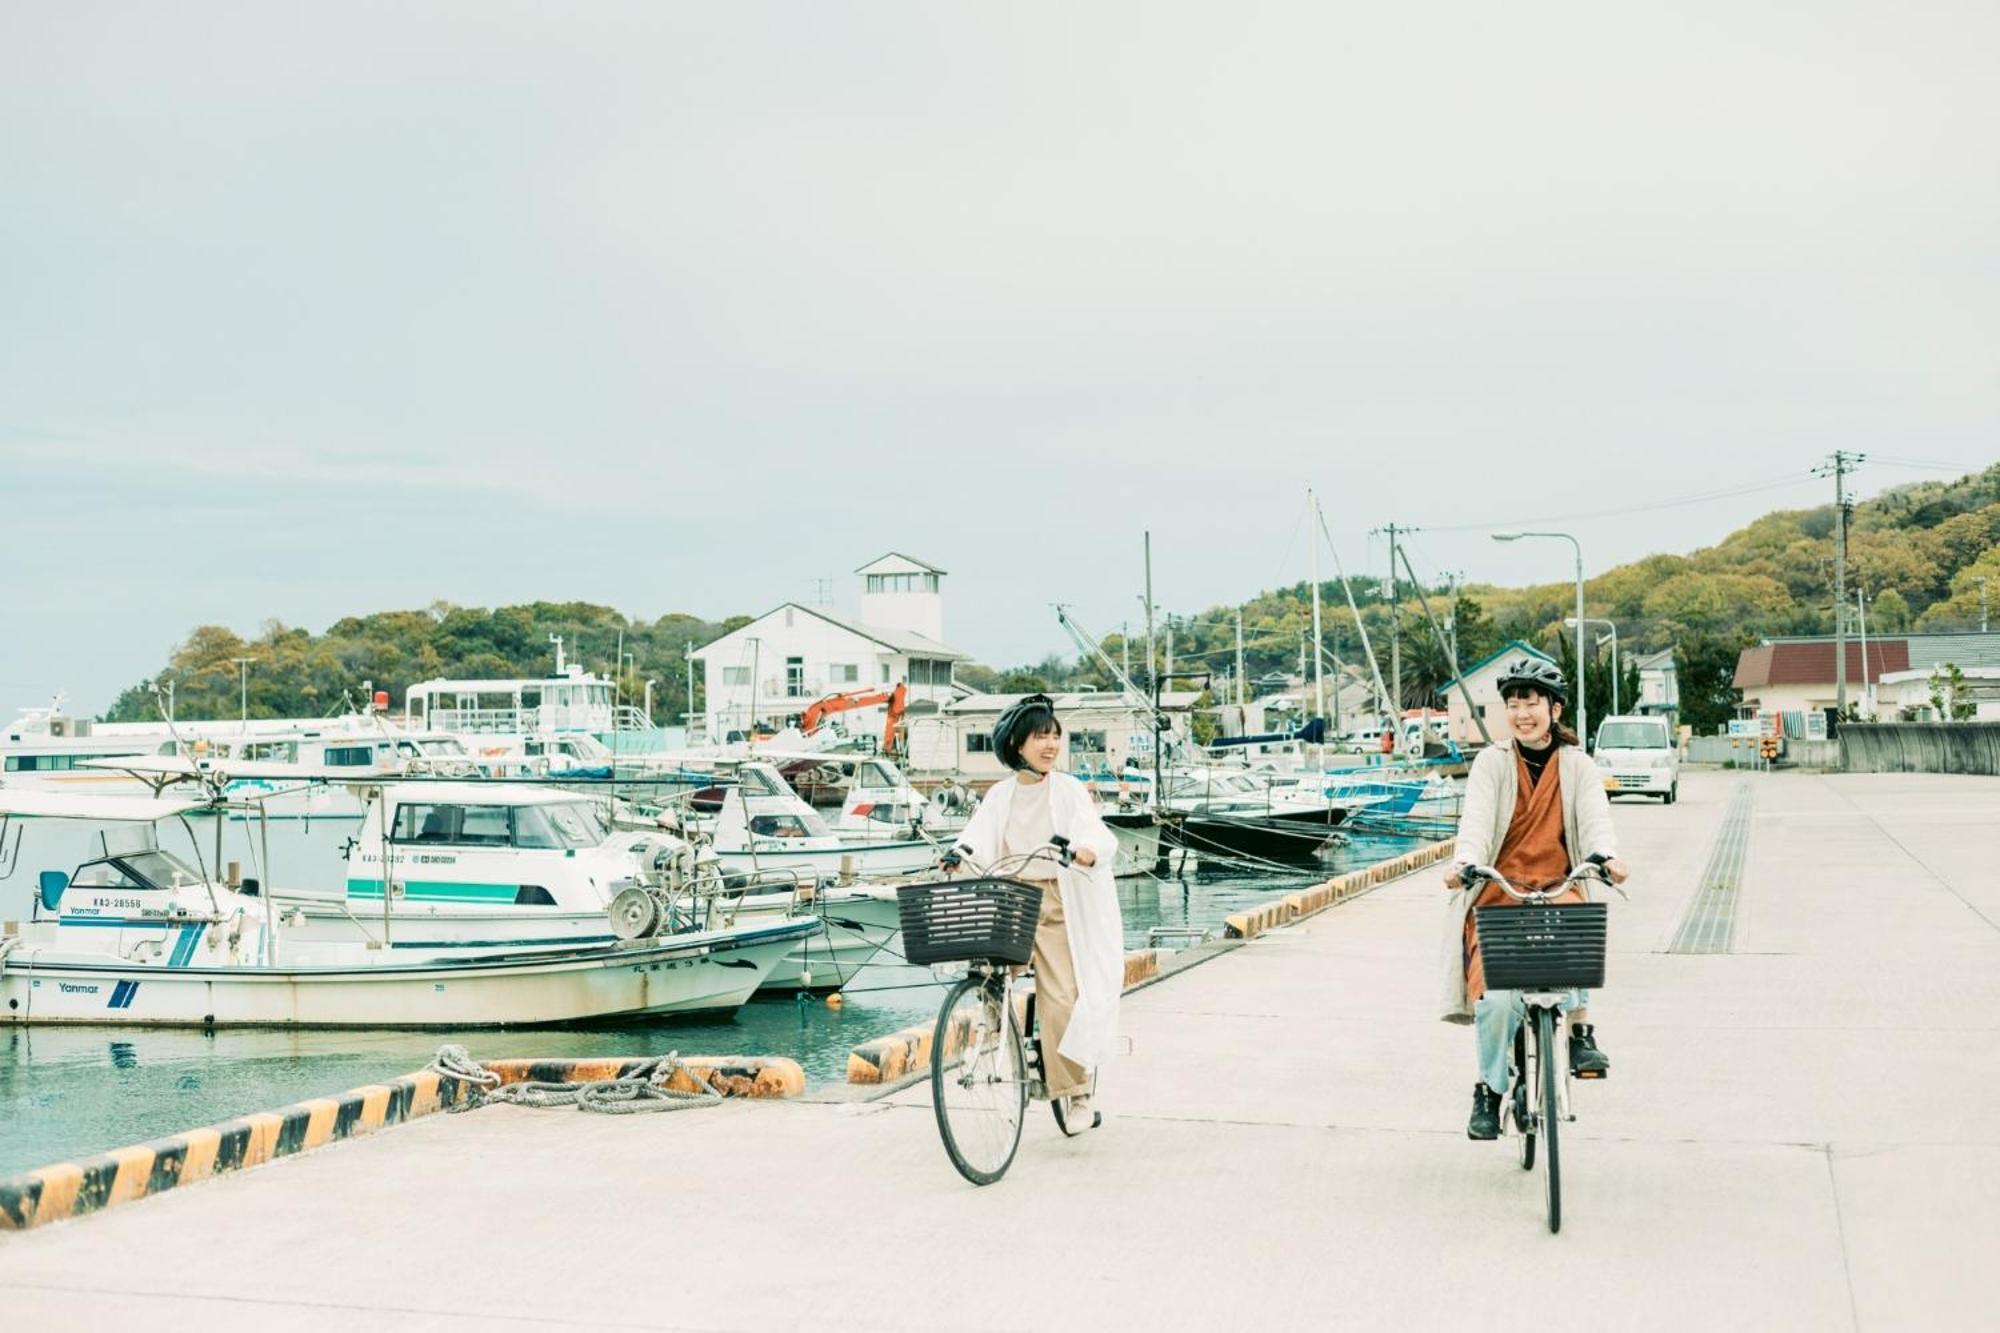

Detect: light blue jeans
1475,989,1587,1094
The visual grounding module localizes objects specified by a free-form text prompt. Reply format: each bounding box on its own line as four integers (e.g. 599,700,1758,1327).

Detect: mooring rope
428,1044,724,1115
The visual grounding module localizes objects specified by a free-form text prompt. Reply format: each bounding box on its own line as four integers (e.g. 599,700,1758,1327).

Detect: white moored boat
285,780,902,993
0,790,816,1027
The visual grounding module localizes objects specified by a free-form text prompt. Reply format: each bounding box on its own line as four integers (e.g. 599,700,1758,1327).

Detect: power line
1423,472,1816,533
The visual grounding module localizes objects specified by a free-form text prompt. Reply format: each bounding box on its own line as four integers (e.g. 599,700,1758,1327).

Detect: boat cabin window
862,802,909,825
393,801,606,849
240,740,299,763
325,744,388,768
858,762,899,790
392,803,511,846
512,801,611,850
70,849,202,891
748,814,815,839
739,768,785,797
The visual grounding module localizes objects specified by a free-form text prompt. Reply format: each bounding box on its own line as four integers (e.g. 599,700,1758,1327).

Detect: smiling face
1018,722,1063,776
1502,686,1560,748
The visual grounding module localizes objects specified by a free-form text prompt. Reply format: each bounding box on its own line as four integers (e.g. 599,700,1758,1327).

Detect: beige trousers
1028,877,1089,1098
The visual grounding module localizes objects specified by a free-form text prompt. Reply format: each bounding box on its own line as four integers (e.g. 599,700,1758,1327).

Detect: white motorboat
0,790,815,1027
277,780,902,993
692,763,941,882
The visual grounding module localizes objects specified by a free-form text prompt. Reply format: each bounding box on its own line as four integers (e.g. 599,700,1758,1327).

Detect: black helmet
992,693,1060,770
1496,656,1567,704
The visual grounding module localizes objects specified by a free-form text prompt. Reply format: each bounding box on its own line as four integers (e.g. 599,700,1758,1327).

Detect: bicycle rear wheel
1537,1005,1562,1234
932,972,1027,1185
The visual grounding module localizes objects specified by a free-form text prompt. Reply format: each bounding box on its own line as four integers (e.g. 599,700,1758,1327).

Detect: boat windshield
512,801,612,850
71,848,204,891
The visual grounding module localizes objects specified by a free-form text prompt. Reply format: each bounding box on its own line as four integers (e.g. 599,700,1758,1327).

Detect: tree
1929,663,1977,721
1869,588,1911,632
1674,631,1754,735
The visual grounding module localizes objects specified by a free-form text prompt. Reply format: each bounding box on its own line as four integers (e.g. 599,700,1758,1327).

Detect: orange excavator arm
802,688,895,735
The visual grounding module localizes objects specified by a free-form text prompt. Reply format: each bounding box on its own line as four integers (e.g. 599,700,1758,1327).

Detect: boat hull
0,922,814,1029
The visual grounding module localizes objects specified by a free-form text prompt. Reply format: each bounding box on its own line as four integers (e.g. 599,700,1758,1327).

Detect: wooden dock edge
1222,838,1457,941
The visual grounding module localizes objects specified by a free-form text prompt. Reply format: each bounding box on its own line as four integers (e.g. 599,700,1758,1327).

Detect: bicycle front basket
1474,902,1608,991
896,877,1042,966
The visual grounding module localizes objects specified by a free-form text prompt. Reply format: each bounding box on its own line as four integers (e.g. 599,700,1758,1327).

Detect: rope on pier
427,1045,723,1116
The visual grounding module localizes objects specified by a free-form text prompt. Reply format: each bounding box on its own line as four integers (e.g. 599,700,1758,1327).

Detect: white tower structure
856,553,946,645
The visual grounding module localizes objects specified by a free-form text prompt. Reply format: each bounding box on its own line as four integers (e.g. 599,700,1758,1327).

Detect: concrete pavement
1,769,1994,1331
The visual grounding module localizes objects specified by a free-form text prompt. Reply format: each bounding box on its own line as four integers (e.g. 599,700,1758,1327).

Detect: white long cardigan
950,771,1125,1069
1436,740,1618,1023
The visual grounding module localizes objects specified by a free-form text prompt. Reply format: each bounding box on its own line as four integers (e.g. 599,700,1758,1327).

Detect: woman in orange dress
1441,657,1629,1140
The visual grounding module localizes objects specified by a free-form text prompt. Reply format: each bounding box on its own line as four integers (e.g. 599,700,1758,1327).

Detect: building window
723,667,750,687
881,663,892,684
832,663,859,684
967,734,995,753
867,572,933,594
1070,730,1107,755
786,657,805,696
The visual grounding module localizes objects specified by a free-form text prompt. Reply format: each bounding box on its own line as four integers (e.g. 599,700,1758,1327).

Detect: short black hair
995,695,1062,771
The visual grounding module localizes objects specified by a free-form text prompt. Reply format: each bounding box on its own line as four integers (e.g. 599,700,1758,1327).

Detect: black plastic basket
896,877,1043,966
1474,902,1608,991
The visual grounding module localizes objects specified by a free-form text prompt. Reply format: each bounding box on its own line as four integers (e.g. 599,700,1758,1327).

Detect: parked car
1593,715,1679,803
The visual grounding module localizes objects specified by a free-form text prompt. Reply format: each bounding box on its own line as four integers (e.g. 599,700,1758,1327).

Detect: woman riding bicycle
948,693,1124,1133
1440,657,1629,1140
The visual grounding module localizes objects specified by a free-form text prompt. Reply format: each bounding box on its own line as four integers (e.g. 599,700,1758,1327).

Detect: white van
1592,715,1679,804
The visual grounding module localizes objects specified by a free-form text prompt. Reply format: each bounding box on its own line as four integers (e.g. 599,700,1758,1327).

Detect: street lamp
1564,617,1619,716
1494,531,1588,749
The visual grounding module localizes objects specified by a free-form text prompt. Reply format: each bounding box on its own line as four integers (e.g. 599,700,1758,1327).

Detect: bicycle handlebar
939,836,1074,878
1459,853,1623,901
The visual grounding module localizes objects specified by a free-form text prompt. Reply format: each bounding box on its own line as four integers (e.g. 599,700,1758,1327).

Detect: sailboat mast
1309,489,1326,725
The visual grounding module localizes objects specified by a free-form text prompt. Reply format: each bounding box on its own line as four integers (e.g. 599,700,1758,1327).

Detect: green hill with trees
104,465,1998,735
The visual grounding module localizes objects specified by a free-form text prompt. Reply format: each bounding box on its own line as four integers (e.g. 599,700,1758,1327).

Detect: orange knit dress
1462,746,1586,1002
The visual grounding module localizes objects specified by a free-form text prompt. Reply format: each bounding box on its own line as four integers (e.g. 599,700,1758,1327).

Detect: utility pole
1814,451,1864,716
1235,608,1246,708
1979,576,1991,634
1371,523,1409,716
1122,621,1131,681
1164,616,1175,678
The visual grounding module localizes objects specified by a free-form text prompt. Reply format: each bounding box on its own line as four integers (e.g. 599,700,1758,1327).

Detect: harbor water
0,813,1426,1175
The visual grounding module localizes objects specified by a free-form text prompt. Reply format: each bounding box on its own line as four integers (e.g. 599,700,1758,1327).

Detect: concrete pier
1,771,1995,1331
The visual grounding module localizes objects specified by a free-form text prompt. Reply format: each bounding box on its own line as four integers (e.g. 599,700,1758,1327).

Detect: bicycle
895,838,1096,1185
1458,854,1621,1234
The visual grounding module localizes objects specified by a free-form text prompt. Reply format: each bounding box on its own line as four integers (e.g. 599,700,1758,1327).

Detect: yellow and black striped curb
1223,838,1456,940
0,1054,804,1233
845,948,1166,1085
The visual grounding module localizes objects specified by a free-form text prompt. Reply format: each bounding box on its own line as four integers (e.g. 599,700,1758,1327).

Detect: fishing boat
688,762,941,882
0,790,815,1027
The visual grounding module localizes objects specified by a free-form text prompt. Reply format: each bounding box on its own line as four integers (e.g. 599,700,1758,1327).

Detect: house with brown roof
1734,637,1913,716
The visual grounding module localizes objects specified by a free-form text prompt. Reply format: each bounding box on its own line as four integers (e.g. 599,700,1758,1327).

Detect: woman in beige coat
1440,657,1629,1140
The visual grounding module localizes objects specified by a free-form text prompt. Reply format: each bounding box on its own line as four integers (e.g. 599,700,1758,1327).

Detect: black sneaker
1467,1083,1502,1140
1569,1025,1610,1079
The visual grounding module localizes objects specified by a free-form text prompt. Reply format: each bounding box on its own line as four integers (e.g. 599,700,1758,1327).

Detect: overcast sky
4,2,1996,713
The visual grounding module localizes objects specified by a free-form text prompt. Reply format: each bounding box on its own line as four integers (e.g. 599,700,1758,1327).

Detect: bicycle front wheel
932,973,1027,1185
1538,1006,1562,1234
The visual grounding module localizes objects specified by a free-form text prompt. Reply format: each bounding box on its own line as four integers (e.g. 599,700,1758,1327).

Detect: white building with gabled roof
692,555,967,742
